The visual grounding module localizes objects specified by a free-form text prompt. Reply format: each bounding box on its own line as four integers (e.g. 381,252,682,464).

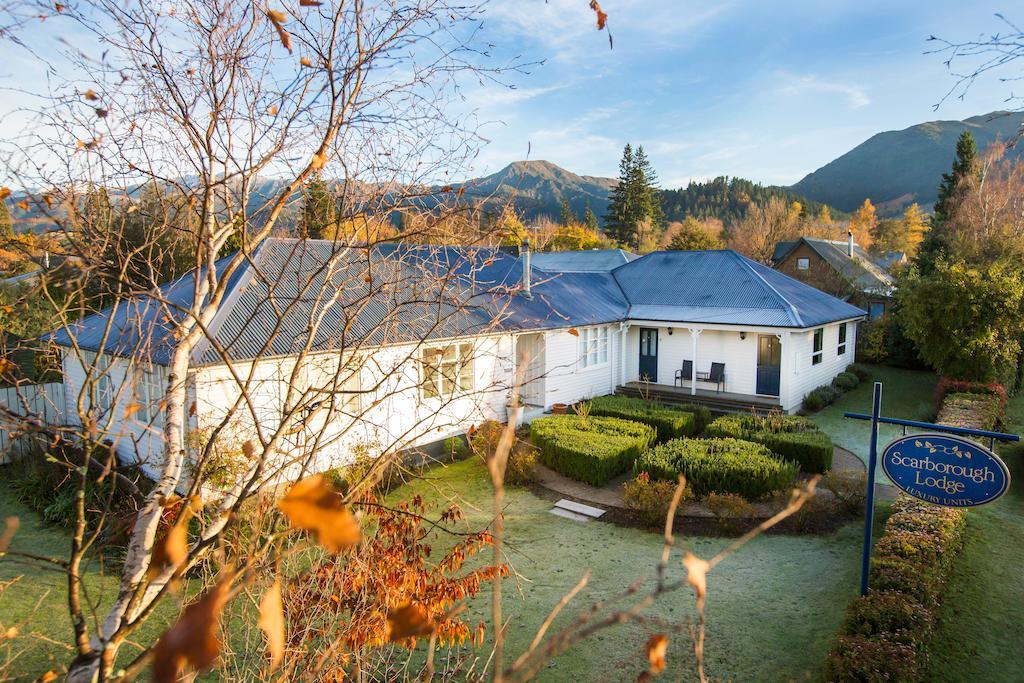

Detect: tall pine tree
604,143,664,250
559,197,576,227
583,205,599,231
303,174,336,239
917,131,978,272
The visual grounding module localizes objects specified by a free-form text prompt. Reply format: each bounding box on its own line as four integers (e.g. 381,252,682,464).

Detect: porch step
615,385,781,417
554,498,606,519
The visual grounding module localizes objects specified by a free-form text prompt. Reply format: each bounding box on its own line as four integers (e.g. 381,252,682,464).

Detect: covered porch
621,322,795,412
616,381,781,415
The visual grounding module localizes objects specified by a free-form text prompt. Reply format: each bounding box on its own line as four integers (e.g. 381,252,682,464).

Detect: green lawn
924,392,1024,682
390,458,861,681
810,365,938,483
0,485,175,680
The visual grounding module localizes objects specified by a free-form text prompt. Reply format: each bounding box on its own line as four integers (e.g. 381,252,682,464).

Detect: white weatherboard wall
783,321,857,411
192,334,515,477
60,349,168,477
542,325,617,409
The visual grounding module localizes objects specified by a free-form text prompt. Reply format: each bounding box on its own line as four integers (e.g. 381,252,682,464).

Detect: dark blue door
756,335,781,396
638,328,658,382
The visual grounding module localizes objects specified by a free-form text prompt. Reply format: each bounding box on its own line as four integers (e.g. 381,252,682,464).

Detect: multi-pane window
421,343,474,399
812,328,824,365
141,364,164,426
837,323,848,356
578,327,609,369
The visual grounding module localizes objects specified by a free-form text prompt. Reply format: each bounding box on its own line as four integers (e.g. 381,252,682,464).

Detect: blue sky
462,0,1017,187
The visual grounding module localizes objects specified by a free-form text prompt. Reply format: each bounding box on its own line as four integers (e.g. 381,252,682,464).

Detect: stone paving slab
549,507,591,522
554,498,606,518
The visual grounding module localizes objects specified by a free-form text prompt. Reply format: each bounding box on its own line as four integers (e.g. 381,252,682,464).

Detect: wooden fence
0,382,65,463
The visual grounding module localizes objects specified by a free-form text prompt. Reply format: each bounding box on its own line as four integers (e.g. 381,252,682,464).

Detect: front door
638,328,658,382
756,335,781,396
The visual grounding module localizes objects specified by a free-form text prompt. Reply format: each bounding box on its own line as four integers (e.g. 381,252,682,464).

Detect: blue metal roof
531,249,637,272
611,250,865,327
49,242,862,365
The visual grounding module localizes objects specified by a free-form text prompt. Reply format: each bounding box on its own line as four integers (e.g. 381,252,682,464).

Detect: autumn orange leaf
589,0,608,30
645,633,668,674
567,327,579,337
267,9,292,52
148,496,201,582
682,551,710,610
124,402,143,419
299,0,321,5
0,187,11,200
258,579,285,670
16,200,29,211
300,56,314,68
268,104,279,116
278,475,360,552
386,603,434,642
37,670,59,683
152,576,233,683
84,88,98,101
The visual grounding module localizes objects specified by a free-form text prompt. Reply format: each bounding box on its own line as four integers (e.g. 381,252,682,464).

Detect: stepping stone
554,498,606,519
549,507,591,522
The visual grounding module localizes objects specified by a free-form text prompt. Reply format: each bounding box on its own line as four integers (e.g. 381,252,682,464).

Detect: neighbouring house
48,238,863,479
772,234,895,320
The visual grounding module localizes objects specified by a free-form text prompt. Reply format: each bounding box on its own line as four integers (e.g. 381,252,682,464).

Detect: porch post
689,328,701,396
778,330,791,411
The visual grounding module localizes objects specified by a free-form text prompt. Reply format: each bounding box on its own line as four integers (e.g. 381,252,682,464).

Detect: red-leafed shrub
933,377,1008,412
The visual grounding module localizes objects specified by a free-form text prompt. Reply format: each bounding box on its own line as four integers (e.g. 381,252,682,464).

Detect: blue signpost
845,381,1019,596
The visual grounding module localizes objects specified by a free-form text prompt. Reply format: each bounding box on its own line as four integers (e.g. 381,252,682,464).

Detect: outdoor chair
673,360,693,388
707,362,726,393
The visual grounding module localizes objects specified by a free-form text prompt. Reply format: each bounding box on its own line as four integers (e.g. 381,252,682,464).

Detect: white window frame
812,328,823,365
796,257,810,270
578,327,609,369
141,363,164,426
837,323,847,356
421,342,475,400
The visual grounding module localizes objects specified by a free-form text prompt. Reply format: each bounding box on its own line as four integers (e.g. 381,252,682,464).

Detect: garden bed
706,413,833,473
588,394,706,440
529,414,656,486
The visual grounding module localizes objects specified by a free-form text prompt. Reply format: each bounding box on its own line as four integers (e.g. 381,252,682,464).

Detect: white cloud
774,72,871,109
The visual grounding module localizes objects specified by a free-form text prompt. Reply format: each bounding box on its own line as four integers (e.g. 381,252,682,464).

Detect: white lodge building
50,239,864,478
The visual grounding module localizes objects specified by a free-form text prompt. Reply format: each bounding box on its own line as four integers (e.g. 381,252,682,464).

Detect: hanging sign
881,433,1011,508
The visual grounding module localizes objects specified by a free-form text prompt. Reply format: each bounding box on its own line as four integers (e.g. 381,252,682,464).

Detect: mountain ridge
789,110,1024,214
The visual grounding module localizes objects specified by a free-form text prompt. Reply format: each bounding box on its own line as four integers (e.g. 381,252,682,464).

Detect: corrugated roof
779,237,895,295
49,241,863,365
611,250,865,328
531,249,637,272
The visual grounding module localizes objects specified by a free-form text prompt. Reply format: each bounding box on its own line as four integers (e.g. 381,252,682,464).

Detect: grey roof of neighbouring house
531,249,637,272
774,237,895,296
49,240,864,365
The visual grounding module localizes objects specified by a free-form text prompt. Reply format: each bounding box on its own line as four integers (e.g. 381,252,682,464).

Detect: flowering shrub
622,471,688,526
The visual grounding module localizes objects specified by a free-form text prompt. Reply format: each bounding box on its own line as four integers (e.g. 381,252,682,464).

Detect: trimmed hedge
824,495,967,681
832,371,860,392
530,415,656,486
635,437,797,501
705,413,833,473
588,395,697,441
936,391,1003,430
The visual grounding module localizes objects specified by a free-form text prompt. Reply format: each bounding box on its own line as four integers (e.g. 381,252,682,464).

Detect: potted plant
551,402,568,415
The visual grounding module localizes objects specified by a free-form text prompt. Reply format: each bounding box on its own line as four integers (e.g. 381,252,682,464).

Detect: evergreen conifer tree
917,131,978,272
583,206,599,231
303,174,336,239
604,143,664,250
559,197,576,227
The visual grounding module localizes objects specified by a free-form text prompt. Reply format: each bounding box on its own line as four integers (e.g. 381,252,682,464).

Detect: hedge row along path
533,445,870,519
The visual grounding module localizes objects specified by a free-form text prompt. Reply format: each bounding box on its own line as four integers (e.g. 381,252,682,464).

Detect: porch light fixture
740,331,747,340
667,328,673,335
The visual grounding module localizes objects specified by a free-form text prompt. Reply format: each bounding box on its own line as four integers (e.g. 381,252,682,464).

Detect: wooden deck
616,381,781,415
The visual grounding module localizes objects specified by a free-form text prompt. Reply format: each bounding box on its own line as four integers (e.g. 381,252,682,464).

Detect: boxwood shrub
588,395,697,441
705,413,833,473
634,437,798,501
529,415,656,486
832,371,860,392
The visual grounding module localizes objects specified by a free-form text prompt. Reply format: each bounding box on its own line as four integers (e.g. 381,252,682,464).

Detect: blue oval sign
881,433,1011,508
